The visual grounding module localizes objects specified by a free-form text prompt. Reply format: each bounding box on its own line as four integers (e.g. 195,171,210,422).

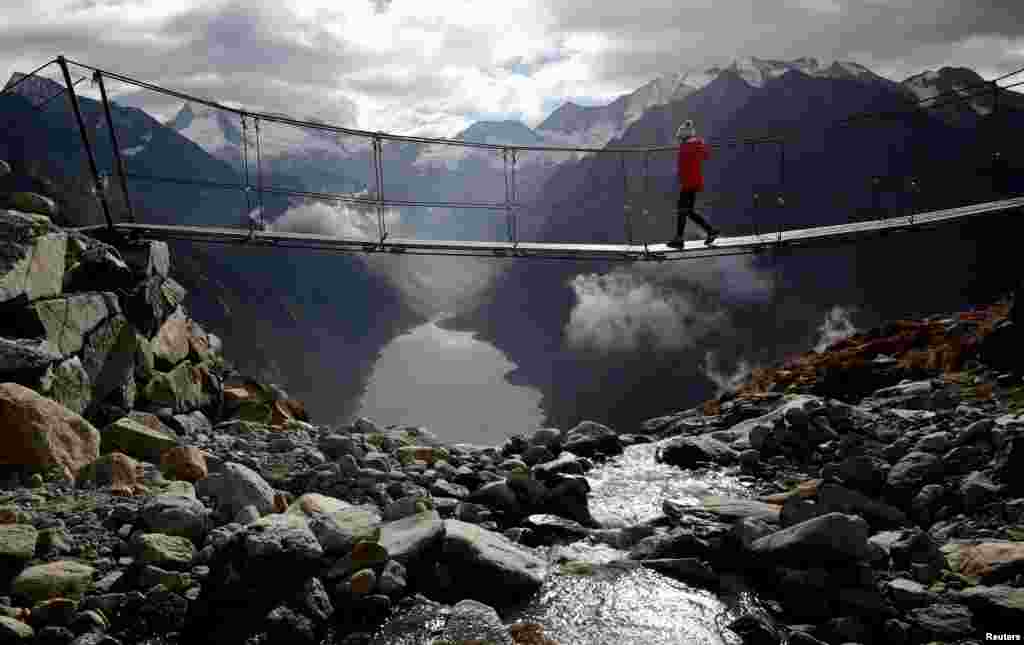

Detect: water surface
357,314,546,444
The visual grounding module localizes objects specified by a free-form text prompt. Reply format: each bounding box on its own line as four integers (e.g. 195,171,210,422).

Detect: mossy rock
9,192,57,218
12,561,94,602
101,417,179,462
236,400,272,423
559,560,595,576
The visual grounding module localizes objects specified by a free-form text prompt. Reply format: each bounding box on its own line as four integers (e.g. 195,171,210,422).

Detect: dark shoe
667,237,686,248
704,229,719,245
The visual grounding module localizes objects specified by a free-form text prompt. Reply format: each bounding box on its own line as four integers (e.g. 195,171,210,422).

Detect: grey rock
440,599,514,645
216,462,276,519
243,514,323,562
531,452,586,480
0,215,65,304
817,482,908,529
657,435,738,468
886,451,943,491
562,420,622,458
378,511,444,566
885,577,936,608
285,493,382,554
140,484,210,542
43,356,91,416
960,470,1002,510
121,241,170,279
914,430,952,453
0,337,62,374
441,519,546,604
907,603,974,641
956,584,1024,623
749,512,871,563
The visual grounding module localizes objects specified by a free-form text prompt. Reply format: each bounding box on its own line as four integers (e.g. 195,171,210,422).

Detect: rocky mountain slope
3,156,1024,645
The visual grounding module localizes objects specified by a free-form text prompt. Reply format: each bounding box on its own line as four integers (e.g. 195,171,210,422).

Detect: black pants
676,190,714,237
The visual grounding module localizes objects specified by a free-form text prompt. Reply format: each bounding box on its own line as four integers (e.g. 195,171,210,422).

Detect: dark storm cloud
545,0,1024,87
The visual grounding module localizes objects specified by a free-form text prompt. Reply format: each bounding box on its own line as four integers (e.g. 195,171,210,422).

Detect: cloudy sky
2,0,1023,138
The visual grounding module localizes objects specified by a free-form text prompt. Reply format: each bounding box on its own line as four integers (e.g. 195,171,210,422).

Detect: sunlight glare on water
586,441,755,526
509,565,744,645
504,440,756,645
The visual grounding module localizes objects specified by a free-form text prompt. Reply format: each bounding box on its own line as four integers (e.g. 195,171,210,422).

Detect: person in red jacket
669,119,719,248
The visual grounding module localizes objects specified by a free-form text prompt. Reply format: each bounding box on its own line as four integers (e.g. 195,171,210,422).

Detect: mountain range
3,56,1021,430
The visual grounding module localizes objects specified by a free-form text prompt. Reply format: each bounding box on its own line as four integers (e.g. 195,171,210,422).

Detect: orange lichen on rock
510,622,560,645
160,446,208,483
728,300,1014,403
273,491,290,514
270,397,310,427
701,399,721,416
953,542,1024,580
759,479,822,505
0,383,100,483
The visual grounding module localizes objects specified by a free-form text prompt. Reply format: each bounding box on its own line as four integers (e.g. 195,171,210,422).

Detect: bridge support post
93,70,135,224
372,135,386,245
57,55,114,231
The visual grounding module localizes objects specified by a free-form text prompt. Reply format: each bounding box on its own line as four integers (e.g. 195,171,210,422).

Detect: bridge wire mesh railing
4,56,1024,258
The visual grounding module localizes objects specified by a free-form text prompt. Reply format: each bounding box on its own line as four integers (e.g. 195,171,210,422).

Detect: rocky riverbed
2,161,1024,645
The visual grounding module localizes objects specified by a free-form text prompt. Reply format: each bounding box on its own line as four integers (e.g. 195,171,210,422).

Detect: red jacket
678,137,710,191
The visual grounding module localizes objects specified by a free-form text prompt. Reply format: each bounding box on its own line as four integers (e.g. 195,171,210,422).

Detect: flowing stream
504,442,759,645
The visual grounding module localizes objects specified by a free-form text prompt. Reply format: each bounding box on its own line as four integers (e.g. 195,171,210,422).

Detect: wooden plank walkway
74,196,1024,261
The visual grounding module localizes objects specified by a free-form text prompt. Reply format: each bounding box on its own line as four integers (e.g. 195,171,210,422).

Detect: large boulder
285,493,382,554
140,482,210,543
0,337,62,384
101,415,179,462
816,483,909,529
377,510,445,567
657,435,738,468
886,451,943,493
61,232,133,294
19,293,117,357
160,445,208,482
77,451,143,496
120,240,170,280
134,533,196,569
40,356,91,416
0,382,100,481
141,360,216,414
833,454,889,496
956,584,1024,624
151,309,191,369
79,313,137,406
123,275,186,337
942,540,1024,585
215,463,277,519
12,561,94,603
993,431,1024,493
0,525,38,564
439,599,514,645
441,519,547,605
0,211,66,304
749,513,871,564
561,421,623,458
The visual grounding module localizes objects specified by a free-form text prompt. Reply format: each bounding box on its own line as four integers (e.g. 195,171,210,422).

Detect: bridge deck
74,196,1024,261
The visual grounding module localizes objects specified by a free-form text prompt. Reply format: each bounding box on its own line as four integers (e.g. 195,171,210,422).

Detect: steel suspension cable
241,115,253,226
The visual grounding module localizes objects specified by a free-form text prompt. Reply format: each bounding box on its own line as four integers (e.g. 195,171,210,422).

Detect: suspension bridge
4,55,1024,262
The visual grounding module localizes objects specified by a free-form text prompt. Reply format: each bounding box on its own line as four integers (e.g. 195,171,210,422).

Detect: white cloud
3,2,1022,140
564,253,775,353
268,199,502,318
814,304,859,353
